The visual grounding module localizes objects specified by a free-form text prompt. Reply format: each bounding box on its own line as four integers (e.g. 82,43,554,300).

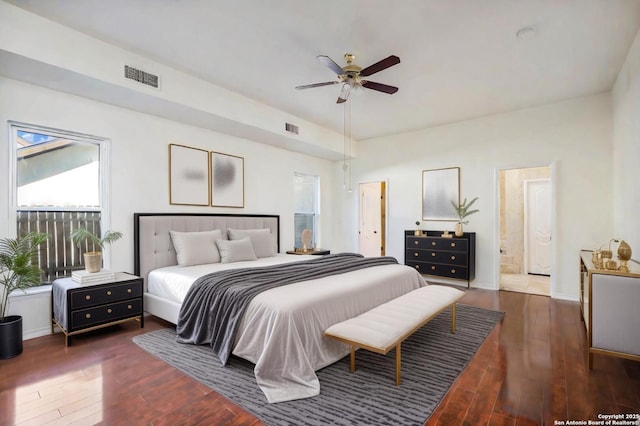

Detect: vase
84,251,102,273
414,229,422,236
0,315,23,359
454,223,464,237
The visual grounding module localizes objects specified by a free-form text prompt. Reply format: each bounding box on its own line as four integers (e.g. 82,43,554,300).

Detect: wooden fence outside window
16,210,101,283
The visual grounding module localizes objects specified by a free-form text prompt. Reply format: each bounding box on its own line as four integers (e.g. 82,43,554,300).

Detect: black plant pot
0,315,23,359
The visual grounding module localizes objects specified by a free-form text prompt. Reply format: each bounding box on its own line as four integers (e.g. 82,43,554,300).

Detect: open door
358,181,386,257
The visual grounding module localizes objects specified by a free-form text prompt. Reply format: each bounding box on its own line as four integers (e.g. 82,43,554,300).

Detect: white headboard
134,213,280,289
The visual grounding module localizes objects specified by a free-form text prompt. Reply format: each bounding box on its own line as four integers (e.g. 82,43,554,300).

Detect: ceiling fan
295,53,400,104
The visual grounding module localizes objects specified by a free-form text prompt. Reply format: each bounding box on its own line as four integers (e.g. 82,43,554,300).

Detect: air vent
285,122,299,135
124,65,159,88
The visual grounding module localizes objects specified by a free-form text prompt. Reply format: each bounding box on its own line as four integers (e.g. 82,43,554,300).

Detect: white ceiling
6,0,640,141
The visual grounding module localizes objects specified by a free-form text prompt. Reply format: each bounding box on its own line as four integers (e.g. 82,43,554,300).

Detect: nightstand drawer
70,299,142,330
70,281,142,309
406,249,468,266
407,261,469,280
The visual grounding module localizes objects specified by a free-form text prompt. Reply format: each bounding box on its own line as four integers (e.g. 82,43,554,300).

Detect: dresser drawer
70,281,142,309
406,249,468,266
70,299,142,330
406,237,468,252
406,261,470,280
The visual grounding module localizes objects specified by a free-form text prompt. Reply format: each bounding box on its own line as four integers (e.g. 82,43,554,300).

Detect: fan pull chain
343,101,352,192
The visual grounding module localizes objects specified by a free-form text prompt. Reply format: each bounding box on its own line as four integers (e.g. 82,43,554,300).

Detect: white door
358,181,385,257
525,179,551,275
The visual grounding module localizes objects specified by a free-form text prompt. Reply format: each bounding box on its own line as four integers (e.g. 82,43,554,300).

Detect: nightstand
52,272,143,346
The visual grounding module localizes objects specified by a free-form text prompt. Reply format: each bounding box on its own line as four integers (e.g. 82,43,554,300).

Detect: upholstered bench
324,285,464,385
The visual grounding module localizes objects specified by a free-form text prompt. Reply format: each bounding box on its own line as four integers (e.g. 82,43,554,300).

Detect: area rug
133,304,503,426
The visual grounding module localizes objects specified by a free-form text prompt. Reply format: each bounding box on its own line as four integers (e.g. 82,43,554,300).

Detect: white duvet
148,254,425,403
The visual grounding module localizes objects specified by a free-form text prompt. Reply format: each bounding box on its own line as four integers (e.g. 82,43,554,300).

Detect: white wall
335,93,614,300
0,77,336,337
612,27,640,255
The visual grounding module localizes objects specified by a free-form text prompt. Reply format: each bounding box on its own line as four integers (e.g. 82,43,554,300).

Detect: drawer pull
107,291,112,296
85,295,91,300
414,241,419,245
107,309,112,314
451,242,456,248
85,313,91,319
431,242,436,246
451,269,456,273
127,289,132,293
451,255,456,260
431,266,436,270
431,252,436,257
128,305,133,310
414,252,419,257
414,265,420,270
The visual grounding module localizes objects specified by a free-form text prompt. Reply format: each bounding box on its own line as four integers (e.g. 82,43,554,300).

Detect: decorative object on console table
0,232,48,359
579,250,640,369
414,221,422,236
70,227,123,273
52,273,143,347
451,197,479,237
286,249,330,255
404,230,476,288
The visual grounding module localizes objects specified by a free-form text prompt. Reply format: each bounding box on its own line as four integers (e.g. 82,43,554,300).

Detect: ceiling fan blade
359,55,400,77
337,84,351,103
295,81,339,90
361,81,399,94
316,55,345,75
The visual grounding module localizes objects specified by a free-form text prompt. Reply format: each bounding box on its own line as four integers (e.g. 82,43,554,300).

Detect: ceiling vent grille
285,122,299,135
124,65,159,88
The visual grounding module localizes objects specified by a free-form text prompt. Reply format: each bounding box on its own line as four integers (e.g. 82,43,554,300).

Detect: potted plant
0,232,48,358
70,228,123,273
451,197,479,237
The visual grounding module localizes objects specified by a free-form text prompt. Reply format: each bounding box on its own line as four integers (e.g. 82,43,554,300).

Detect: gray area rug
133,304,503,426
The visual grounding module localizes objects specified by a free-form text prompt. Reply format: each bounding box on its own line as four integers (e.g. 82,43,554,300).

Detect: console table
404,230,476,287
579,250,640,368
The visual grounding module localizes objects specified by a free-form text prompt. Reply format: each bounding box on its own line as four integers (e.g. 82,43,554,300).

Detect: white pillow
216,237,258,264
169,230,222,266
227,228,277,258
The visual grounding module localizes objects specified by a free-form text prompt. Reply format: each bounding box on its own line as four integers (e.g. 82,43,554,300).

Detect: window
293,172,319,249
10,122,109,283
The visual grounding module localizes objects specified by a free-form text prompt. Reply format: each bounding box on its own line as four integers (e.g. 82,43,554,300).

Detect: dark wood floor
1,289,639,425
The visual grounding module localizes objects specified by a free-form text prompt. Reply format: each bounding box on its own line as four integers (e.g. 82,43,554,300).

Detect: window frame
293,172,320,250
8,121,112,274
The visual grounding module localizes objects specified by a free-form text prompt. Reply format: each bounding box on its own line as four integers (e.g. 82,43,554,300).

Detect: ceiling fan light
337,83,351,103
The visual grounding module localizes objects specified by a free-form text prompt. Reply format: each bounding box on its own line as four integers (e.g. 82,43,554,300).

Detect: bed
134,213,426,403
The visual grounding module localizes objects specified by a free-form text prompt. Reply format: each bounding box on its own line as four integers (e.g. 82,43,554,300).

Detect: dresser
579,250,640,369
404,230,476,287
52,273,143,346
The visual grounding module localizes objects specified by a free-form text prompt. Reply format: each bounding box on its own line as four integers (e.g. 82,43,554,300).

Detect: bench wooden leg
451,303,457,333
350,345,356,373
395,343,401,385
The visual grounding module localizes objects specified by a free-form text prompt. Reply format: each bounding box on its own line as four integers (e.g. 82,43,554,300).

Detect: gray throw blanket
176,252,399,364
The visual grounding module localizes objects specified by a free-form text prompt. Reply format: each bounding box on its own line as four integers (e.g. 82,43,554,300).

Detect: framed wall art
168,144,210,206
211,151,244,208
422,166,460,221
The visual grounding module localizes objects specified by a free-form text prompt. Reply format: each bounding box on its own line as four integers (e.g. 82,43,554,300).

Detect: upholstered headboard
134,213,280,289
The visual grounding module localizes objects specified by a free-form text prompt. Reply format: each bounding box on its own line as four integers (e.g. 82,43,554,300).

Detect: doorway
358,181,386,257
498,166,552,296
